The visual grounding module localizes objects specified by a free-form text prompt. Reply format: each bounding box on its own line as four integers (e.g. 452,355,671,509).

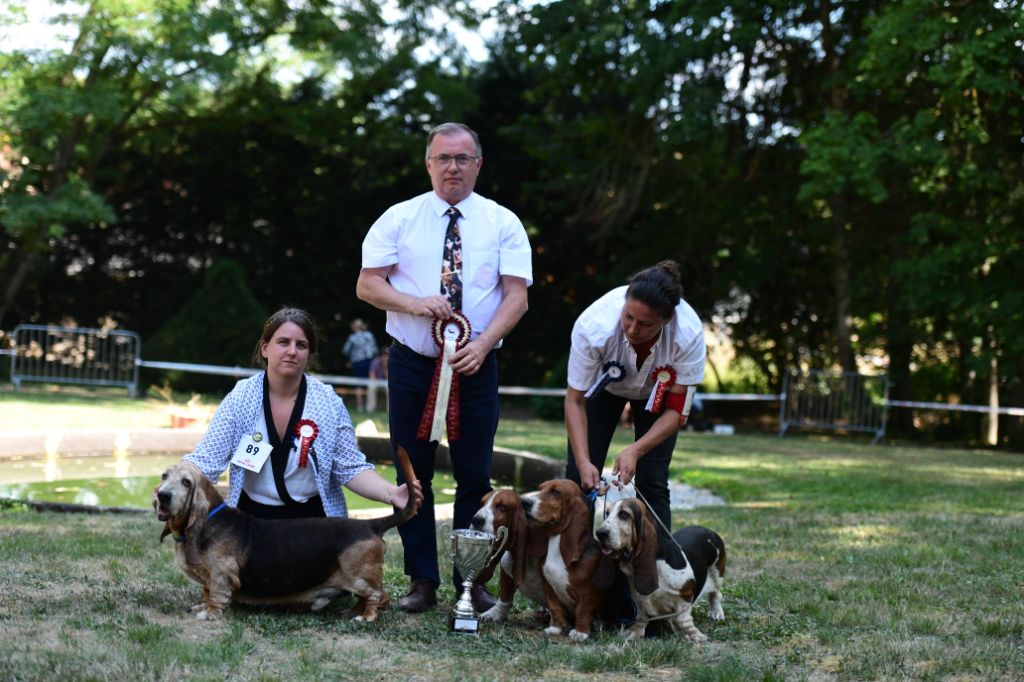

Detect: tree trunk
886,294,915,436
820,0,854,372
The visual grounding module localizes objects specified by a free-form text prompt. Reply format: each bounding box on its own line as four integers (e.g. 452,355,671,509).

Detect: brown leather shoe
398,579,437,613
470,583,498,613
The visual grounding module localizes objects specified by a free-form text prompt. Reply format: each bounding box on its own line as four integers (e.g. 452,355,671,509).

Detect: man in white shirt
357,122,532,613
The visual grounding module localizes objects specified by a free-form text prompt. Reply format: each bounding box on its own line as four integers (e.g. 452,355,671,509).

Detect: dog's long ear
592,554,618,589
183,471,210,566
630,502,660,596
511,503,528,586
526,524,548,558
559,496,590,566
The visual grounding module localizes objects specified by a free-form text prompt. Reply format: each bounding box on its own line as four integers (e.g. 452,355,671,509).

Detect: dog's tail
370,445,419,535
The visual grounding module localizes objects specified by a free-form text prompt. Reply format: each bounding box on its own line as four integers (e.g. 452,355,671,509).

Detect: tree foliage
2,0,1022,446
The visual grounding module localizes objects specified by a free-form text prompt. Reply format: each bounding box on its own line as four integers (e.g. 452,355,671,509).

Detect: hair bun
656,260,682,283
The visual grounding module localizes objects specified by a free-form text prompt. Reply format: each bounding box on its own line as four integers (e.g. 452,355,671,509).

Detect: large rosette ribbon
417,312,472,442
645,365,677,413
294,419,318,468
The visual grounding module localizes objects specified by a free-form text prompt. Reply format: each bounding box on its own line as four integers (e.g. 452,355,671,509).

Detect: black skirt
237,490,326,519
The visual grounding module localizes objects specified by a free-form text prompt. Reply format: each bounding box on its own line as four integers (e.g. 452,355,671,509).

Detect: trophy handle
485,525,510,567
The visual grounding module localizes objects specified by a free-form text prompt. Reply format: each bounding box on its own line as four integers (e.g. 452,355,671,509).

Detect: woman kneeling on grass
181,307,421,519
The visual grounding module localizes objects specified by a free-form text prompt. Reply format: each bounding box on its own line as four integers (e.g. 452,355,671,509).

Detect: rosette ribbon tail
417,357,443,441
584,370,612,399
429,337,458,441
446,364,461,442
678,385,696,426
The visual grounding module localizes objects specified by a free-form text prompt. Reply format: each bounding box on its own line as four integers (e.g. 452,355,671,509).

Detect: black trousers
565,389,677,532
387,341,499,589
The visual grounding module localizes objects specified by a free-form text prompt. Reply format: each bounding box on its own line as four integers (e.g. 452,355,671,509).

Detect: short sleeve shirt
567,286,706,400
361,191,533,356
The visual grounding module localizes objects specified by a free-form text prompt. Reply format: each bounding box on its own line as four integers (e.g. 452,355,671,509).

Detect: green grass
2,428,1022,680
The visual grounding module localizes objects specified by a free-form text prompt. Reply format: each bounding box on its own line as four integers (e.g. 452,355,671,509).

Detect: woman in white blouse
183,307,421,520
564,261,706,531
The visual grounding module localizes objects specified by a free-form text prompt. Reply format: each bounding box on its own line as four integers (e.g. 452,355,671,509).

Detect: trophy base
449,614,481,635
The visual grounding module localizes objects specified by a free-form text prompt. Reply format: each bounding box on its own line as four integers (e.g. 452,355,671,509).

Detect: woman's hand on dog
390,479,423,511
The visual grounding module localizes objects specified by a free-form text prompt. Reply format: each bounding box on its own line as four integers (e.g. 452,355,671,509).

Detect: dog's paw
189,604,204,614
684,629,709,643
480,602,510,622
568,629,590,642
710,604,725,621
353,615,367,623
195,609,222,621
543,625,563,637
623,626,646,641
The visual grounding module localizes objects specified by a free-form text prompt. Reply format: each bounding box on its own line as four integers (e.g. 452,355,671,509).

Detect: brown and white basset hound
154,448,419,622
470,489,549,622
522,479,616,641
596,498,726,642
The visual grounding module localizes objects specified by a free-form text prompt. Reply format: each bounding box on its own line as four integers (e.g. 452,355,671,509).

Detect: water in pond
0,455,456,510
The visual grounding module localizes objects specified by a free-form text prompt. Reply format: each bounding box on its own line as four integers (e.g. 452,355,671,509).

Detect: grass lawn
1,418,1022,680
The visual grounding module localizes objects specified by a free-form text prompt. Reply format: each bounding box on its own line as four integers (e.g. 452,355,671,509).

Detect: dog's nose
470,514,485,531
595,526,609,540
157,490,171,506
521,497,534,512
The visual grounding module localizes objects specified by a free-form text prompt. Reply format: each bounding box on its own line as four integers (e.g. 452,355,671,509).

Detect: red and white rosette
645,365,677,413
417,312,472,443
294,419,319,468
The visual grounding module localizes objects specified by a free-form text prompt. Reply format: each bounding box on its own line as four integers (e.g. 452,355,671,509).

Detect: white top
243,406,319,505
184,373,373,517
568,286,706,400
361,190,533,356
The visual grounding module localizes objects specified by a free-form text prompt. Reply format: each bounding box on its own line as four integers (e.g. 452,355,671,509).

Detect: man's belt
390,339,437,361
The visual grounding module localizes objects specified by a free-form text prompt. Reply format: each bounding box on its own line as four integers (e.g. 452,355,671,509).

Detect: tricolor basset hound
522,479,616,641
470,489,549,622
596,498,726,642
154,448,419,622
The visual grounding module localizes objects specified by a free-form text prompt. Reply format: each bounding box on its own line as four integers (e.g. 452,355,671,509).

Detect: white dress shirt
361,191,533,356
568,286,706,400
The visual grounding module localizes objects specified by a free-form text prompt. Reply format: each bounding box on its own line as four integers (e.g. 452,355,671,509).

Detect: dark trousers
565,389,677,532
387,342,498,589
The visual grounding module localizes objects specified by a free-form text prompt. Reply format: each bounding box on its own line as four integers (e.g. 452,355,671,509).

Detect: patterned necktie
441,206,463,311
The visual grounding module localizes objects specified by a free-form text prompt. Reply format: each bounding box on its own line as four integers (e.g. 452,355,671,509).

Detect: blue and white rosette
584,360,626,399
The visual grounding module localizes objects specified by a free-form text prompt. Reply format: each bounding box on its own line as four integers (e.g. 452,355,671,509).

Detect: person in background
564,261,705,532
366,347,389,412
182,307,421,520
356,122,532,614
342,318,378,411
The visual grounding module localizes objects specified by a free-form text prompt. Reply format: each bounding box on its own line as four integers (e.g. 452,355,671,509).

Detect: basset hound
470,489,549,622
522,479,616,641
154,448,419,622
596,497,726,642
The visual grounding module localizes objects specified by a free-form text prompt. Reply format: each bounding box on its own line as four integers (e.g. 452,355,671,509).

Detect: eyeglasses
428,154,479,168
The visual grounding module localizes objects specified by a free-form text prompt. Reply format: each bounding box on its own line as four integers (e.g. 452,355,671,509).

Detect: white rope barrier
135,359,1023,417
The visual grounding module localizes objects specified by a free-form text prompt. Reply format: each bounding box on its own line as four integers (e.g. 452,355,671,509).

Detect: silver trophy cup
449,527,509,634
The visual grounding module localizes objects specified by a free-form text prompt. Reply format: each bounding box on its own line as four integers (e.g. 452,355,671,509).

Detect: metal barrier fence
10,325,141,397
779,369,889,443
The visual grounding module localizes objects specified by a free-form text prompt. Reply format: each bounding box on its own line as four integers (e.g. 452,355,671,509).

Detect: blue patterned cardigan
184,373,374,517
